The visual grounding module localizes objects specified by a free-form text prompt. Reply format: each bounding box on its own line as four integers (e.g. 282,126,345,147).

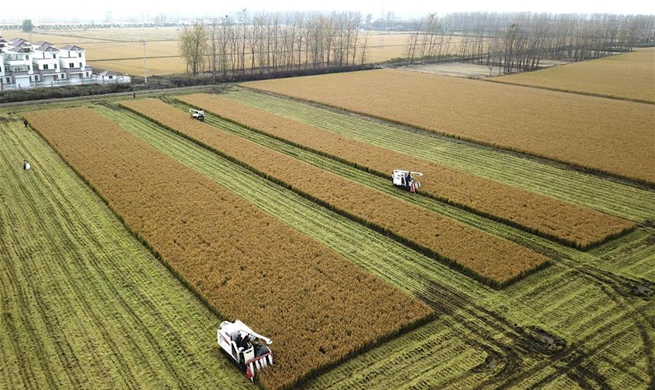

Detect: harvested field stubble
25,107,432,390
242,69,655,184
179,93,634,249
121,98,549,286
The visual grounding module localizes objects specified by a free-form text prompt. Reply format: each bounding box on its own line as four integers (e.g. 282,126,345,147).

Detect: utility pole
140,40,147,84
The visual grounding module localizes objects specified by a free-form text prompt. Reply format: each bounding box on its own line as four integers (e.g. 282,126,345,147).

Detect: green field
0,117,250,389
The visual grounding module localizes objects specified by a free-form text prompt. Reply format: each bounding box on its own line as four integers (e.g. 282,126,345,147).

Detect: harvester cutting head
392,169,423,193
217,320,273,381
189,109,205,122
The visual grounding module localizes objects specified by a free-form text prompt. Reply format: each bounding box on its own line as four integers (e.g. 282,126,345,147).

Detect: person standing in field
23,119,28,128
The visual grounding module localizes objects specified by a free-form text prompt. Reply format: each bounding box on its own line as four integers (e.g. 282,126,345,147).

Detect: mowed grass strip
121,98,549,286
242,69,655,184
25,107,432,390
179,93,633,249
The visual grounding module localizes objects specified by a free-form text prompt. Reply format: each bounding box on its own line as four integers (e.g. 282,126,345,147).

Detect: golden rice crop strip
241,69,655,185
179,93,634,249
121,98,549,285
494,49,655,103
25,107,433,390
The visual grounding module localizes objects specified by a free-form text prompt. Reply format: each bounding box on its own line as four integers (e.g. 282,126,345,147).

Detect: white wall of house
33,50,60,72
59,49,86,70
5,50,33,75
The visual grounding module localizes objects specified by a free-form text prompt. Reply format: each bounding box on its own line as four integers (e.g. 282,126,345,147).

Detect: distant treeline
179,11,655,76
405,12,655,72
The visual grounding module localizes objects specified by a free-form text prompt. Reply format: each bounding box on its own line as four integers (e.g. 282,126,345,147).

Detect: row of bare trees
405,12,655,73
179,11,368,77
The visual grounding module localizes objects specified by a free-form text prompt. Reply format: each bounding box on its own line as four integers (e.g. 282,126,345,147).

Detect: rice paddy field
242,68,655,184
493,48,655,103
1,47,654,389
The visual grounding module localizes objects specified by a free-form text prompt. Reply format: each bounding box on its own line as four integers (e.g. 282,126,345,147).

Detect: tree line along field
24,107,432,390
177,93,634,249
242,68,655,185
493,48,655,103
0,117,251,389
6,28,426,76
3,86,653,389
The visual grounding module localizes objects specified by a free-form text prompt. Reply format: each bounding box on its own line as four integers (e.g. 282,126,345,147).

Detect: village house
0,35,130,90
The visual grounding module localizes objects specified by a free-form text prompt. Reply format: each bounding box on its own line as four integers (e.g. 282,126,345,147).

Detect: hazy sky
4,0,654,22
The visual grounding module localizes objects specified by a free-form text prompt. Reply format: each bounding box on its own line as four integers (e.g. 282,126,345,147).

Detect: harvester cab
189,109,205,122
392,169,423,193
217,320,273,381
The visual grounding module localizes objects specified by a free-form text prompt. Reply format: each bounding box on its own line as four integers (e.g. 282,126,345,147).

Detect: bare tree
179,21,208,76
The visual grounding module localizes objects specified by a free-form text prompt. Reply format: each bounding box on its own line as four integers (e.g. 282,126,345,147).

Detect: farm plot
494,48,655,103
242,69,655,184
0,118,250,389
25,107,432,390
97,103,655,390
90,57,185,77
121,98,549,286
225,88,655,223
179,93,633,249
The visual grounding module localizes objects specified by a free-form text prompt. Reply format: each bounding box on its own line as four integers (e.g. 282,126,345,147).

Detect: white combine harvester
189,108,205,122
392,169,423,193
217,320,273,381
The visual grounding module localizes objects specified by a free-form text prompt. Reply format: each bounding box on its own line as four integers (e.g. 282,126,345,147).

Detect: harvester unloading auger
392,169,423,193
217,320,273,381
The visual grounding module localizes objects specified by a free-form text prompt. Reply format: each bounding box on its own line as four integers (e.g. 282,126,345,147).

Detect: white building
3,38,34,88
0,35,130,91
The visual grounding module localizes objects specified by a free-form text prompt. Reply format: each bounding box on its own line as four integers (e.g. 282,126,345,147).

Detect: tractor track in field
32,139,205,388
6,129,139,388
26,119,208,388
0,128,76,390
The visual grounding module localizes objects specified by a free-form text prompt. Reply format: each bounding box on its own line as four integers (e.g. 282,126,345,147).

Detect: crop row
25,107,432,390
178,93,634,249
241,69,655,184
0,118,251,389
121,98,549,286
96,104,655,389
221,88,655,223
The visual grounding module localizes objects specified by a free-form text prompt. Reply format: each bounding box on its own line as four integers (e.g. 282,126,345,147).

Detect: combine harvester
189,109,205,122
392,169,423,193
217,320,273,381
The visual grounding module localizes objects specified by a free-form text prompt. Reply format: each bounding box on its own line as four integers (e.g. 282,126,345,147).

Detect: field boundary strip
176,93,636,250
120,98,551,288
25,106,433,390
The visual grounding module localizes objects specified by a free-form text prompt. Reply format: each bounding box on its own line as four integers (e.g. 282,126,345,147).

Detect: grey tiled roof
60,44,85,51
